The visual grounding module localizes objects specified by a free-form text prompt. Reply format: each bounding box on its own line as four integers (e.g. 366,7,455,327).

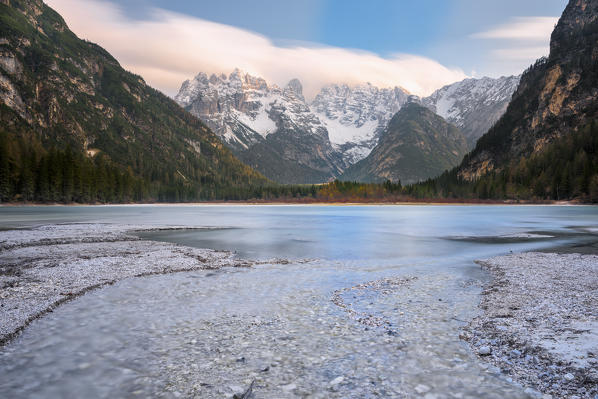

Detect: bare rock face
176,69,520,184
176,70,346,184
458,0,598,180
422,76,520,148
312,83,411,164
175,70,270,150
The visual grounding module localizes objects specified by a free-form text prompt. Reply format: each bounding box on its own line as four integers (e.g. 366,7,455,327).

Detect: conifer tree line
0,132,147,203
407,121,598,202
1,121,597,203
0,131,318,203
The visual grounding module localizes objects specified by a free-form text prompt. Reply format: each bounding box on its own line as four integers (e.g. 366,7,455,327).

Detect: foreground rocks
3,223,596,397
462,252,598,398
0,224,248,346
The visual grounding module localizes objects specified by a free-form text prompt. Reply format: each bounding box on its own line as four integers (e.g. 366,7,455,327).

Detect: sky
46,0,567,98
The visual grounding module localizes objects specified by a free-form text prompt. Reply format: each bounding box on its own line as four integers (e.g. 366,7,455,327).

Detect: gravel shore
3,222,598,397
0,224,249,346
462,252,598,398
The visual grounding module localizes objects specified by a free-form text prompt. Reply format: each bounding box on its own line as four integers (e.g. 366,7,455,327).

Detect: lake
0,205,597,398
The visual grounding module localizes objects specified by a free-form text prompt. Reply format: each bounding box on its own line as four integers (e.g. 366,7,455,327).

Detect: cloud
471,17,558,68
471,17,559,40
46,0,467,98
491,46,551,60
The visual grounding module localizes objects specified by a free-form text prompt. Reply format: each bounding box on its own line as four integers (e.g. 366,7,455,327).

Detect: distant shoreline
0,200,585,207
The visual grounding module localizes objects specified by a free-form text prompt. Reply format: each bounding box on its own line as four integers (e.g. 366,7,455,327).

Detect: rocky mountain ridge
176,69,345,184
176,70,520,183
340,102,469,184
311,83,410,164
422,75,521,147
457,0,598,180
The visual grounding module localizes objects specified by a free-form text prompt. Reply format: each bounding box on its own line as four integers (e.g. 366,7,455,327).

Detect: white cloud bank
46,0,467,98
472,17,559,62
472,17,558,40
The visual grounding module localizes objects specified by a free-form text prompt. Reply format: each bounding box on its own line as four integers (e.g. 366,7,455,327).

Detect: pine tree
0,135,10,202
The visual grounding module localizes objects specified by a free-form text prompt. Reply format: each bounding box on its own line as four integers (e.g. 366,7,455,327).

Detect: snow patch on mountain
311,83,410,163
322,117,379,146
234,92,278,137
176,69,520,170
422,75,521,145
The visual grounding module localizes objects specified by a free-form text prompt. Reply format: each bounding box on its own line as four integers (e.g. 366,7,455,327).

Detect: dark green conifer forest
406,122,598,202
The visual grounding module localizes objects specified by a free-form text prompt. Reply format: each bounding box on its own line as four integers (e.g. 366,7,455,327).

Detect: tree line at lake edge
2,120,597,204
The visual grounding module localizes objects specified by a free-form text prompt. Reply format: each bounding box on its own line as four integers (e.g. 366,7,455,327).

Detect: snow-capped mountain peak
175,69,520,183
175,69,345,183
422,75,521,146
284,78,304,101
176,70,284,147
310,82,411,163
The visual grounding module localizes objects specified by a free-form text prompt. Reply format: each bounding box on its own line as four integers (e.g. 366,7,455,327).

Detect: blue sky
104,0,566,69
48,0,568,97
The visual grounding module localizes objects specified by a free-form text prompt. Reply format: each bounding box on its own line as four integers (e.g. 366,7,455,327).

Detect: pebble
415,384,431,393
523,387,540,397
4,224,596,399
464,252,598,399
0,223,245,345
282,383,297,391
329,376,344,386
478,346,492,356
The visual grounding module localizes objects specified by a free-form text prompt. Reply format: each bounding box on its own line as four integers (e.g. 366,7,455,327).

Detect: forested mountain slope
340,102,468,184
0,0,267,203
410,0,598,201
458,0,598,182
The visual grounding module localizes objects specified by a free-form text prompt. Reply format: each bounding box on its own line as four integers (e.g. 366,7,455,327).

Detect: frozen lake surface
0,205,597,398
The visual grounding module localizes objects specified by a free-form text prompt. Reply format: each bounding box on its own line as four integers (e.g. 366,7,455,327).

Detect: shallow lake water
1,205,597,398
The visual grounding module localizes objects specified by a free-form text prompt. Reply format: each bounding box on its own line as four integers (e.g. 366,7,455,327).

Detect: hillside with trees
446,0,598,200
0,0,268,203
340,102,468,184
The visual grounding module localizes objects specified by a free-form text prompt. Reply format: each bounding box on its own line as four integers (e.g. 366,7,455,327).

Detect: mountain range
1,0,595,203
176,70,519,184
176,71,345,184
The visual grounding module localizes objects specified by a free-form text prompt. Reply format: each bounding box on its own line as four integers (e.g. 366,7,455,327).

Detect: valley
0,1,597,398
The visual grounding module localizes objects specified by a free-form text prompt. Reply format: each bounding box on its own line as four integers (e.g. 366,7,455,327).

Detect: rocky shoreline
462,252,598,399
2,222,598,397
0,224,252,346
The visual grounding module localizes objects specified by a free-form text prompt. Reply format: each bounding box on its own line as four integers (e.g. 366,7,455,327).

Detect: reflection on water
0,205,597,398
